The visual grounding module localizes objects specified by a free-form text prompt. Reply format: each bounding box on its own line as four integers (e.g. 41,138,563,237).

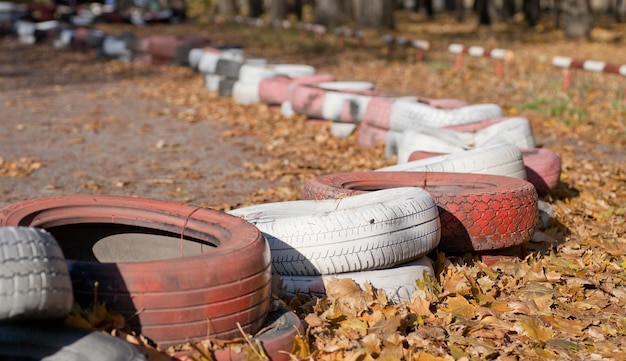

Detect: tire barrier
0,195,272,349
302,172,538,254
378,142,528,181
390,116,536,162
278,257,435,303
448,43,514,77
228,187,441,276
407,147,561,196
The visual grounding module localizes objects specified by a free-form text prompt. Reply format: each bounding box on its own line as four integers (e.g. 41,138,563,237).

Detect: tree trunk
314,0,343,26
217,0,238,17
248,0,264,17
562,0,592,38
354,0,395,29
269,0,288,20
523,0,541,26
476,0,499,24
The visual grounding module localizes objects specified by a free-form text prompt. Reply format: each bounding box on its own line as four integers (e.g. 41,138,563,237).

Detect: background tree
217,0,238,17
314,0,343,26
562,0,592,38
353,0,395,28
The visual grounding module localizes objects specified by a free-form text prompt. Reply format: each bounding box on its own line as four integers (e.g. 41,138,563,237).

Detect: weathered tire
407,147,561,196
392,117,536,162
302,172,538,253
0,227,73,321
218,78,237,97
0,195,272,349
259,74,336,105
170,307,303,361
521,148,561,196
215,58,244,78
279,257,435,303
197,48,245,74
228,187,440,276
0,321,147,361
378,142,528,181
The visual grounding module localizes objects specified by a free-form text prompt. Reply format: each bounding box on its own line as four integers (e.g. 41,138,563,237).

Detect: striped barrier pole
553,56,626,103
334,28,364,50
448,44,514,77
382,35,430,62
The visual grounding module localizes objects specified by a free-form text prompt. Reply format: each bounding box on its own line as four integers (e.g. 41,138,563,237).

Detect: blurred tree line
186,0,625,38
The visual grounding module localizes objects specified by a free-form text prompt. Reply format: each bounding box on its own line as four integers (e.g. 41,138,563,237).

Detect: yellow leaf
442,271,471,296
290,334,311,359
519,316,554,342
409,295,433,317
64,312,93,330
444,296,476,319
340,317,369,337
411,351,451,361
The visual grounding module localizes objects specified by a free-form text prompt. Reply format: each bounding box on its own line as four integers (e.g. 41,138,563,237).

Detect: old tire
378,142,528,181
0,227,73,321
0,321,147,361
279,257,435,303
228,187,440,276
302,172,538,253
0,195,272,349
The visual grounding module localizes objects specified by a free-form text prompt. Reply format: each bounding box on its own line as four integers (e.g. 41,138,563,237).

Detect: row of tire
2,28,561,360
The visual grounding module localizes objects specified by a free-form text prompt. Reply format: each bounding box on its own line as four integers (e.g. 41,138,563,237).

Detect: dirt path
0,37,270,209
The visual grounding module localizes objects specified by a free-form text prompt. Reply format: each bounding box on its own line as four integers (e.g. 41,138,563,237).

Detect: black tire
215,59,243,78
0,320,147,361
0,226,73,321
218,78,238,97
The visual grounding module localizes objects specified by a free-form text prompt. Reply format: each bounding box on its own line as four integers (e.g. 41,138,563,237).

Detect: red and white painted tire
234,64,318,105
289,81,378,121
378,142,528,180
259,73,336,105
407,147,561,196
228,187,440,276
197,48,245,74
0,195,272,349
388,101,503,130
302,172,538,253
520,148,561,196
392,117,535,162
278,257,435,303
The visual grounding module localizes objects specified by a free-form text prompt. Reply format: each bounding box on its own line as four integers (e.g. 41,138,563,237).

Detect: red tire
290,83,327,118
258,73,336,105
408,148,561,196
362,96,395,129
357,122,391,148
0,195,272,349
302,172,538,253
521,148,561,196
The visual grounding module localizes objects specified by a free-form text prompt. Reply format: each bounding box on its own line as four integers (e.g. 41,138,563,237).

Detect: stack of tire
227,187,441,303
0,197,303,360
0,226,147,360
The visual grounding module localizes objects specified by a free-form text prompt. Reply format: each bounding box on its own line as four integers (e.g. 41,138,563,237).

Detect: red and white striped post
448,44,514,77
553,56,626,103
383,35,430,62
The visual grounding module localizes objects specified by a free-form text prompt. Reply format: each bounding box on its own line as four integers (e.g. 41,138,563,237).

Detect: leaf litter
2,13,625,361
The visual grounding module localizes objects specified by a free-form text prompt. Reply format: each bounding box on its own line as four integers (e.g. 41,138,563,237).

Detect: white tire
0,227,73,321
377,142,527,180
239,64,279,83
197,49,245,74
232,80,261,104
279,257,435,303
228,187,441,276
389,101,503,131
203,73,224,91
187,48,204,70
273,64,316,77
392,117,536,162
281,101,295,117
317,81,374,91
329,122,358,137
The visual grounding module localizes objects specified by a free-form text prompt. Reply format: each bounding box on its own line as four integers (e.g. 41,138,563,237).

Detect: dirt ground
0,36,272,208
